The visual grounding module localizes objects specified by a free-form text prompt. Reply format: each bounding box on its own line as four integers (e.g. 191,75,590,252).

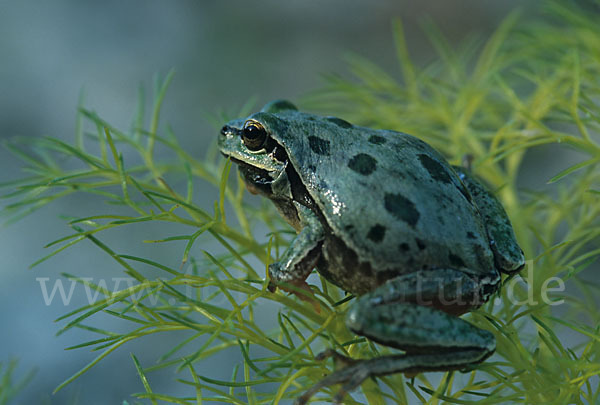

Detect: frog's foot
295,349,489,405
268,261,322,313
268,261,313,295
295,357,370,405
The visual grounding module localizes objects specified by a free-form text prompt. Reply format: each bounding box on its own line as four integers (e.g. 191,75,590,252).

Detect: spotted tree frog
218,100,524,404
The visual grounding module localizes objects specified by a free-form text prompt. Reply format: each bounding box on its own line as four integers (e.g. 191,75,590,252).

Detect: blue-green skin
218,100,525,404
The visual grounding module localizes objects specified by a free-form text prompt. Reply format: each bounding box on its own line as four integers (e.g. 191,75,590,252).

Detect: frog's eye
242,120,268,151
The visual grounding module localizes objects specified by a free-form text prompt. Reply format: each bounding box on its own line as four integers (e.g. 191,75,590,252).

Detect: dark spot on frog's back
366,224,386,243
449,253,466,268
308,136,330,156
418,154,452,184
326,117,353,128
368,135,387,145
376,269,398,285
384,193,420,227
348,153,377,176
399,243,410,252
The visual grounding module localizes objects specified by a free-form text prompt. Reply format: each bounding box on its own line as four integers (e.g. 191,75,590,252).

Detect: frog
218,100,525,404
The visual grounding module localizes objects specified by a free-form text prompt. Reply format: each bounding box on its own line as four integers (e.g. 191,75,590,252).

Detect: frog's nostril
220,125,229,136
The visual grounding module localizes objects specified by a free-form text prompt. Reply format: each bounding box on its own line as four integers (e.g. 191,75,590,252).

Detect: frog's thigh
347,270,495,354
346,300,495,357
371,268,485,314
453,166,525,273
268,203,324,286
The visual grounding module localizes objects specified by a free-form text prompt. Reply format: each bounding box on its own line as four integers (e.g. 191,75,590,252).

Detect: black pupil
244,125,261,140
242,123,267,150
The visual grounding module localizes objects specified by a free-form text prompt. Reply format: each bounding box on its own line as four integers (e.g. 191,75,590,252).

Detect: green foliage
0,361,35,405
2,2,600,404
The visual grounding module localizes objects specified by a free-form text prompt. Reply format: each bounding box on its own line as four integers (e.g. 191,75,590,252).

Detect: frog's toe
316,349,356,368
332,368,370,404
266,279,278,293
295,361,367,405
315,349,336,361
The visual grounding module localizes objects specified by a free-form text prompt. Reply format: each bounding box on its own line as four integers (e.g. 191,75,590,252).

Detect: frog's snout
219,125,243,152
220,125,237,137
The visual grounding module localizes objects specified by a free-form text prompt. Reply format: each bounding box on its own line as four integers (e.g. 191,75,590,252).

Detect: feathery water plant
0,361,35,405
2,2,600,403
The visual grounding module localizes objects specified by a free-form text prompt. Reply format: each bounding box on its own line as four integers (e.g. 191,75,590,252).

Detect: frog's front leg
296,270,495,405
268,203,324,293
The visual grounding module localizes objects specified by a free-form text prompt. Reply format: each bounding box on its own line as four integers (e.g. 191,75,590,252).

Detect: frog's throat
233,157,291,199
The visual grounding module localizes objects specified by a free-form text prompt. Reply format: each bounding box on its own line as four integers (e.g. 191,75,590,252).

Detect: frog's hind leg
295,270,496,405
453,165,525,274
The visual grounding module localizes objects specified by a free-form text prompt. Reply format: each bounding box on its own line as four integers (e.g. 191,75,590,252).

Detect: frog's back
281,118,495,278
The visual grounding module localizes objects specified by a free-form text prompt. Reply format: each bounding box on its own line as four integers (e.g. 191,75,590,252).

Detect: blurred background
0,0,556,403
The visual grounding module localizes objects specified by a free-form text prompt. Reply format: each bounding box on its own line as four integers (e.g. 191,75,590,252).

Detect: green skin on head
218,100,525,404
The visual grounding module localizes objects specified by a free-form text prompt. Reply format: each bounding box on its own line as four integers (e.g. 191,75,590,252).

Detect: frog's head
218,100,298,198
